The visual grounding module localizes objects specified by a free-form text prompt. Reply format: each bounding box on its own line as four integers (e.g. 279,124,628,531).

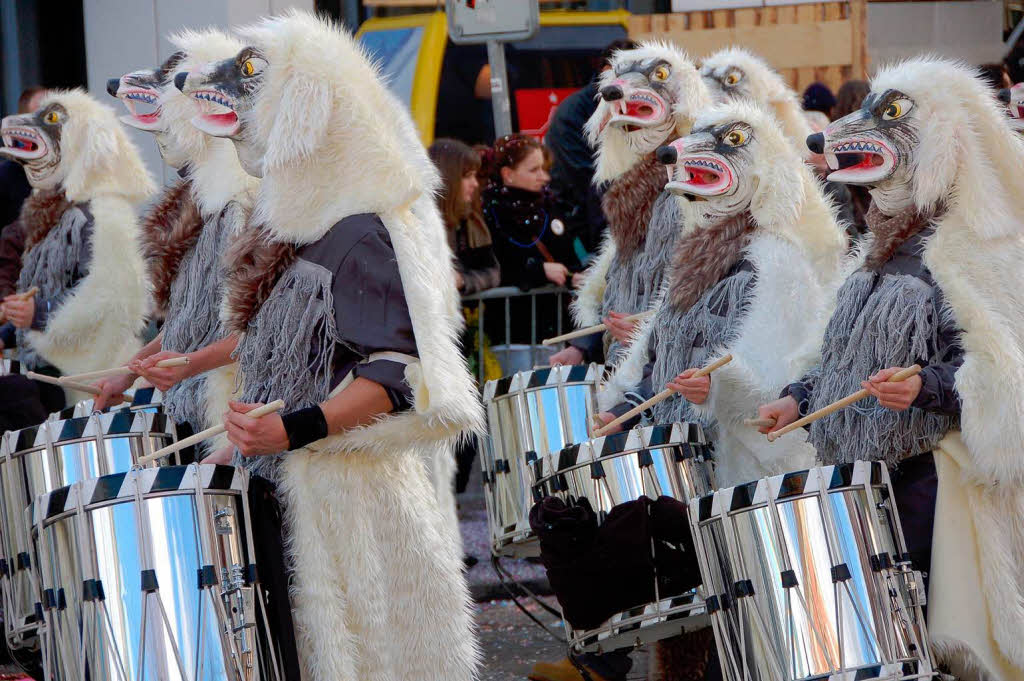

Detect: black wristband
280,405,329,451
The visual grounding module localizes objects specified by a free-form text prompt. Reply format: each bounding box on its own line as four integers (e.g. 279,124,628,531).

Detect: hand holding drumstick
0,287,39,328
758,365,923,441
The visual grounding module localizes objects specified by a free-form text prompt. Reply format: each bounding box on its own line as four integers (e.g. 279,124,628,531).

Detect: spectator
979,62,1012,91
0,86,45,231
428,138,501,295
802,81,836,119
434,42,497,145
482,134,582,291
481,134,583,346
833,79,870,119
547,39,638,253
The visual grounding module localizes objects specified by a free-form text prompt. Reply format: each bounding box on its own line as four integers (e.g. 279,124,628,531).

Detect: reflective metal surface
690,462,934,681
481,365,601,557
0,412,177,649
0,359,25,376
535,423,715,654
32,465,283,681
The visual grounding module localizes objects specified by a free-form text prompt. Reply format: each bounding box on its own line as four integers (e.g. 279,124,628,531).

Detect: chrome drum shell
689,461,934,681
30,464,284,681
534,423,717,653
0,411,177,649
481,364,601,557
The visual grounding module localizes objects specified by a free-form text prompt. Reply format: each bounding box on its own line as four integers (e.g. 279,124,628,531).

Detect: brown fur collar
601,154,666,258
668,211,755,311
222,220,297,334
864,202,933,270
21,189,73,250
142,179,204,314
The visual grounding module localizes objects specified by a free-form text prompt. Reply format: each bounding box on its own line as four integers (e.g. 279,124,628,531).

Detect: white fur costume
700,47,813,157
7,90,153,380
857,58,1024,681
573,42,711,329
160,29,258,444
232,13,481,681
602,101,846,486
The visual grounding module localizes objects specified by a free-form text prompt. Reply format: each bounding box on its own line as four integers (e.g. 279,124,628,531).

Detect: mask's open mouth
1012,101,1024,120
824,138,896,185
118,88,162,131
607,90,668,132
665,155,734,197
189,89,240,137
0,127,46,160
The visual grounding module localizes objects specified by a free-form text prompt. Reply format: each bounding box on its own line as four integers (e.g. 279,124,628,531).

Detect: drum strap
331,351,420,397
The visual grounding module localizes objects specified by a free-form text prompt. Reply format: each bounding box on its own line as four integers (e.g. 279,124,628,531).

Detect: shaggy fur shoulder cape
141,179,204,314
24,195,146,377
21,189,73,250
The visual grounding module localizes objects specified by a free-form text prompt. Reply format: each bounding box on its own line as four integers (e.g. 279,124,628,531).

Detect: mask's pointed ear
261,74,332,172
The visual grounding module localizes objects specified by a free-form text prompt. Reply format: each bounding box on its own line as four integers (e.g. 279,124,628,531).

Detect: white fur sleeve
571,232,616,328
695,235,827,472
27,196,145,376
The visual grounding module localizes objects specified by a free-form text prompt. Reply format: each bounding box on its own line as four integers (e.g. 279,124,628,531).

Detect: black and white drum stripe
0,359,25,376
482,363,603,401
32,464,247,524
694,460,886,523
2,410,174,458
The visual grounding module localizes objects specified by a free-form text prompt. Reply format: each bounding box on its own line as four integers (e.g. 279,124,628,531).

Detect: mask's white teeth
619,99,627,115
825,150,838,170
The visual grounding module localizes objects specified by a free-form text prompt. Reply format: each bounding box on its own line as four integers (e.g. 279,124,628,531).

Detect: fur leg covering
279,446,479,681
929,434,1024,681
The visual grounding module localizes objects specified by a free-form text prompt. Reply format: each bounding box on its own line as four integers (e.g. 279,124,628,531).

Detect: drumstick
743,417,777,428
59,356,190,383
136,399,286,464
593,354,733,437
26,371,102,396
0,286,40,324
542,310,655,346
766,365,922,442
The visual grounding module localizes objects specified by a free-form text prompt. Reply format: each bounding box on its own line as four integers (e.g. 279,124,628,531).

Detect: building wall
82,0,313,187
867,1,1004,71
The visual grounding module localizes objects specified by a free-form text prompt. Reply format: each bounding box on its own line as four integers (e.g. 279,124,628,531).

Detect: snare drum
689,461,934,681
481,364,602,557
0,359,25,377
533,423,716,654
0,411,178,649
31,464,286,681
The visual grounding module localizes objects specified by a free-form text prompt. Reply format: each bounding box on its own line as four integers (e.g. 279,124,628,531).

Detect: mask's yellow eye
725,71,742,86
44,111,60,124
881,98,912,120
725,129,747,146
241,60,255,77
652,65,670,82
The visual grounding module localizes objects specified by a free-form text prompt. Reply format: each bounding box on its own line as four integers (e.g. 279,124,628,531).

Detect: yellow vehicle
356,10,630,144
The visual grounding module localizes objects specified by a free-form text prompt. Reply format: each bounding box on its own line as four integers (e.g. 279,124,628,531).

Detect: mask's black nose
656,145,678,165
999,88,1012,104
106,78,121,97
174,72,188,92
600,84,624,101
806,132,825,155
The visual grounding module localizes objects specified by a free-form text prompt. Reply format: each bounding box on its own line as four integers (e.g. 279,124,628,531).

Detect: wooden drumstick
542,310,655,346
594,354,733,437
136,399,286,465
59,356,190,383
26,371,102,396
767,365,922,442
743,417,777,428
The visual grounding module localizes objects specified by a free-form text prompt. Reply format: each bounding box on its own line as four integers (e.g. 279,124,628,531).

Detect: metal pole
487,39,513,138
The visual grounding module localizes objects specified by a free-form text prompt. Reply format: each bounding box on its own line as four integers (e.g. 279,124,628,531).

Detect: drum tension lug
831,563,852,583
0,558,8,577
141,569,159,594
198,565,219,588
82,579,102,601
637,449,653,468
43,588,56,610
705,594,720,614
245,563,259,585
780,569,799,589
525,450,538,465
589,461,606,479
57,588,67,611
869,553,893,572
733,579,755,599
33,602,43,623
16,552,30,571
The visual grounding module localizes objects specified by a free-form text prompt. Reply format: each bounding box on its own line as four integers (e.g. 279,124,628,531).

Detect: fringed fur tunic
229,213,417,483
784,207,962,468
15,198,92,370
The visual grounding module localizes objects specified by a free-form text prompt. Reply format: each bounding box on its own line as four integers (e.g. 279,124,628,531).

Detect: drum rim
483,363,603,400
31,464,247,525
3,411,175,458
